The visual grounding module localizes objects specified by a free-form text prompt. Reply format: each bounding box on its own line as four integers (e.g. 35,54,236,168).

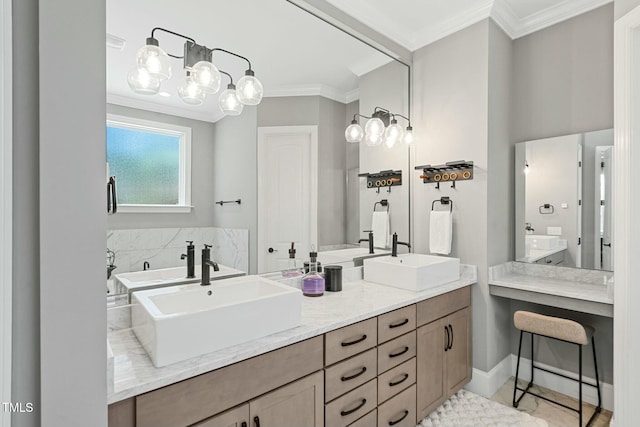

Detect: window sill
114,205,193,214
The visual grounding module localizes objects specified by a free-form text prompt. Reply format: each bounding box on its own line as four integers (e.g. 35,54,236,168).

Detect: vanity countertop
516,240,568,263
108,265,477,404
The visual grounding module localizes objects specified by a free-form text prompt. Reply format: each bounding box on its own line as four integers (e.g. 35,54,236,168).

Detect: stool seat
514,310,593,345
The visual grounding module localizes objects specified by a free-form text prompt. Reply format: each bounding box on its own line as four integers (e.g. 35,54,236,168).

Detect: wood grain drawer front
417,287,470,327
377,385,416,427
347,409,377,427
325,379,377,427
377,358,416,404
325,348,377,402
378,305,416,344
192,404,249,427
377,331,416,374
136,336,323,427
325,318,377,366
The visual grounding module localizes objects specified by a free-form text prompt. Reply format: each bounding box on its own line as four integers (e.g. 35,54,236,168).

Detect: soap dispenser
282,242,303,278
302,246,324,297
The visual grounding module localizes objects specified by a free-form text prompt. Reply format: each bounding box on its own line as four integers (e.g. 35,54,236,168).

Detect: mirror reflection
515,128,614,270
106,0,410,298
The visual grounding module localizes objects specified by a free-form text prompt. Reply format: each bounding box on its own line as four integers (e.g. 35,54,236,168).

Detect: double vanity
107,251,477,427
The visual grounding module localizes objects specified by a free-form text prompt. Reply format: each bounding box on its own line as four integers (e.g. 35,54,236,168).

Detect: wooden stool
512,311,602,426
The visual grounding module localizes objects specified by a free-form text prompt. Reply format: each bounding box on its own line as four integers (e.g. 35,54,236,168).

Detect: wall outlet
547,227,562,236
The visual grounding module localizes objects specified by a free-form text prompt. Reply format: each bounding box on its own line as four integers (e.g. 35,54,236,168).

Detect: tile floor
490,378,613,427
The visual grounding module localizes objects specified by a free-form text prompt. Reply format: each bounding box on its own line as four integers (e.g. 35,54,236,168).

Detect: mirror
106,0,410,297
515,128,614,270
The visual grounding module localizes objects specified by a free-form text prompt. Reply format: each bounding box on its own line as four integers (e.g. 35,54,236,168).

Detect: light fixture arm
219,70,234,86
149,27,196,59
211,48,253,71
391,113,411,126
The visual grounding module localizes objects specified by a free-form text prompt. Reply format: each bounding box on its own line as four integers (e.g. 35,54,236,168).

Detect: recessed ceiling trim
490,0,520,39
107,93,224,123
106,33,126,51
264,84,354,104
508,0,613,39
345,89,359,104
349,55,393,77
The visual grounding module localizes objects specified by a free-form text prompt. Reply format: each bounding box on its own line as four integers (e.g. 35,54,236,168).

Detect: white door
595,146,614,270
257,126,317,273
576,144,583,268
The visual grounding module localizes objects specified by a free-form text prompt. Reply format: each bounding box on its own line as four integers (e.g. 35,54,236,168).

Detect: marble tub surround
107,265,477,403
489,262,613,317
107,227,249,274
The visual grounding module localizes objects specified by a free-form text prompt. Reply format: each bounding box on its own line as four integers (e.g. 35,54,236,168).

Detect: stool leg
530,333,535,387
513,330,523,407
592,336,602,411
579,344,583,427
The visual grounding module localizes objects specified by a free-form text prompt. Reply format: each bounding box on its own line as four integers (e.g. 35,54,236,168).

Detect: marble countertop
516,241,568,263
108,265,477,404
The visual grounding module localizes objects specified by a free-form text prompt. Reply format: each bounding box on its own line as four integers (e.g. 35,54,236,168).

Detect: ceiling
106,0,613,123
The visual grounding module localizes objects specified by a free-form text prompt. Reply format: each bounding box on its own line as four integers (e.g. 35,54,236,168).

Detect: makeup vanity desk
488,262,613,318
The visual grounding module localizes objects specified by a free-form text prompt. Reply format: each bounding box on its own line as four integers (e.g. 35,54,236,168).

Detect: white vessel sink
318,247,391,267
132,275,302,367
114,265,245,297
363,254,460,292
526,235,560,250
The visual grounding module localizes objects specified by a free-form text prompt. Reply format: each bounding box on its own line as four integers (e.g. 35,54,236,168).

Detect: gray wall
211,108,258,274
39,0,107,426
412,19,512,373
512,4,613,144
615,0,640,19
106,104,216,230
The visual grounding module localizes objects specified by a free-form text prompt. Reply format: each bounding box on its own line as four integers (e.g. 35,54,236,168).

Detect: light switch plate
547,227,562,236
561,203,568,209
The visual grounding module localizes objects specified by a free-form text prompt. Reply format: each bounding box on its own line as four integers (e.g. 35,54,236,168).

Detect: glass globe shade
136,43,171,81
127,67,160,95
219,85,244,116
345,123,364,143
402,127,414,146
177,76,206,106
364,132,383,147
236,72,264,105
364,117,385,138
384,122,403,148
191,61,221,94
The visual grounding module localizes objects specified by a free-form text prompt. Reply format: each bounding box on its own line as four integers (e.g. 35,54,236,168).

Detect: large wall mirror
106,0,411,297
515,128,614,271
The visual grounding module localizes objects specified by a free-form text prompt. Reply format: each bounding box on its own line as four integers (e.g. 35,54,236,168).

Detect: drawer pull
241,422,247,427
341,334,368,347
388,409,409,426
253,416,260,427
388,373,410,387
388,318,409,329
444,325,450,351
340,398,367,416
341,366,367,382
389,346,409,358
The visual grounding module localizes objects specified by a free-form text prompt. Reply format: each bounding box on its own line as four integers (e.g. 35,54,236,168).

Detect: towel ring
432,197,453,213
374,199,390,212
539,204,555,214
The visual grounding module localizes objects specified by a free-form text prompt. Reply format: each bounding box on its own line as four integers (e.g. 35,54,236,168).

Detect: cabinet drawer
377,358,416,404
325,379,377,427
378,305,416,344
326,348,377,402
348,409,377,427
377,331,416,374
325,318,377,366
417,287,470,327
377,385,416,427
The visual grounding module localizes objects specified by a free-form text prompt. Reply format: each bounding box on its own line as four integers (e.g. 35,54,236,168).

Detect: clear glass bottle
302,247,324,297
282,242,303,278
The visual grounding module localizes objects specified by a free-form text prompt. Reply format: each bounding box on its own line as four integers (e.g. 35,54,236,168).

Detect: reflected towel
429,211,452,255
372,211,390,249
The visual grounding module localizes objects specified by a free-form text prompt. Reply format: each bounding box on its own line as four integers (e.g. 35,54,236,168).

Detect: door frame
1,0,12,424
614,5,640,425
256,126,318,273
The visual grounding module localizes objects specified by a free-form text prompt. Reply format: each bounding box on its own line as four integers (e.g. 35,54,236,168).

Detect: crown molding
348,55,393,77
264,84,356,104
106,93,225,123
490,0,519,39
345,89,359,104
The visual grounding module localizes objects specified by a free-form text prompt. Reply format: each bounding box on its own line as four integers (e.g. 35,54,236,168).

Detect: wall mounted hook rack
415,160,474,190
359,170,402,193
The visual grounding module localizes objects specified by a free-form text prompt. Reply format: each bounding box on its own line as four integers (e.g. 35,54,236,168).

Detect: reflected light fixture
127,27,263,116
346,107,414,148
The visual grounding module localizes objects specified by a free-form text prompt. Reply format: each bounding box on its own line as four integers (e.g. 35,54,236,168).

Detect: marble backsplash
107,227,249,274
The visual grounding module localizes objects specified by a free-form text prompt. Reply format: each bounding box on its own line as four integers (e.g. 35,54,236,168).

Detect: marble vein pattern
489,262,612,304
107,265,477,403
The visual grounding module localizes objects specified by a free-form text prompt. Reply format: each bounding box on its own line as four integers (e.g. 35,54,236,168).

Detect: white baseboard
464,353,613,412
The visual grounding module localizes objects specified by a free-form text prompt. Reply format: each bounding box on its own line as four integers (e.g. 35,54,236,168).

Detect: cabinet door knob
268,247,277,253
253,416,260,427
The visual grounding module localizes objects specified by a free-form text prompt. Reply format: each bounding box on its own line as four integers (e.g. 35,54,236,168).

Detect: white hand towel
372,211,390,249
429,211,453,255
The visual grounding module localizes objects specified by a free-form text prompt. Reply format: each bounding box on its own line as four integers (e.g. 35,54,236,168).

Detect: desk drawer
378,358,416,404
347,409,377,427
325,348,377,402
378,305,416,344
377,331,416,374
326,318,377,366
377,384,416,427
325,379,377,427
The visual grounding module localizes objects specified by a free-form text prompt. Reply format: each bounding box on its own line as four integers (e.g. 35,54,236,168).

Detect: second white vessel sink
318,247,391,267
132,275,303,367
364,253,460,292
526,235,560,250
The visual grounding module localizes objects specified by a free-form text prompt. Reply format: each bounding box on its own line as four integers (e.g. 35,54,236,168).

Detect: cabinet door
446,307,471,395
250,371,324,427
194,404,249,427
416,318,446,420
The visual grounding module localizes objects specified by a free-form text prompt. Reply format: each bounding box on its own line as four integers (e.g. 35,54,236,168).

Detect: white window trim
106,114,192,213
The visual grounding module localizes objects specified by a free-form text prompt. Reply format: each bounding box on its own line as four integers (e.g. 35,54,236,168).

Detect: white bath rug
418,390,548,427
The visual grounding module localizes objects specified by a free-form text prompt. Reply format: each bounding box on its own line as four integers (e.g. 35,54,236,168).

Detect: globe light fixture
236,70,264,105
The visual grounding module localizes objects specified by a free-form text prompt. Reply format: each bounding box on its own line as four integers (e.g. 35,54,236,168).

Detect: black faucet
143,261,150,271
358,230,375,254
180,240,196,279
201,244,220,286
525,222,535,232
391,233,411,257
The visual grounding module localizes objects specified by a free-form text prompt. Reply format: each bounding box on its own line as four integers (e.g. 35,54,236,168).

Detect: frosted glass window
106,114,192,212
